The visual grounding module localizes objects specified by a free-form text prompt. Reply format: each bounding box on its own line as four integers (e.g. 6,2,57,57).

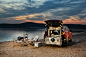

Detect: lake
0,28,45,42
0,28,85,42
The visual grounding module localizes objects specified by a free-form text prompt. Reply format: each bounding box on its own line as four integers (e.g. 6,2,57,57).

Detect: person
46,25,49,29
24,33,28,40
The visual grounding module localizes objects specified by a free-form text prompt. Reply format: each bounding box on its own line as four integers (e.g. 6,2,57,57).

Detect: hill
0,22,45,28
0,22,86,30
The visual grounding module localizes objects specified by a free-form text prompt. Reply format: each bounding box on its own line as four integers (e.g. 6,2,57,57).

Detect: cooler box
34,42,42,47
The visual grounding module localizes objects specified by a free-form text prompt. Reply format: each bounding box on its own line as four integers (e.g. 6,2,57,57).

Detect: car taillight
62,32,65,35
44,32,46,39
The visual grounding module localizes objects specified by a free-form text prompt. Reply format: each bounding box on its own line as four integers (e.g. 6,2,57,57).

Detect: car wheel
62,41,67,47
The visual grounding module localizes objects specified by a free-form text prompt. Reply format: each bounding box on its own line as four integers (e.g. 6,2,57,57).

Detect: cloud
75,8,86,19
53,0,71,4
26,15,45,21
0,0,86,24
63,16,86,24
69,0,86,4
0,18,24,24
0,8,6,13
0,0,53,11
43,0,86,20
0,0,55,19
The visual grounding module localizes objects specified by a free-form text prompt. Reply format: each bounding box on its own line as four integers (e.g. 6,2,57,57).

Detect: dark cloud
71,19,77,21
77,12,86,19
0,18,24,24
79,15,86,19
0,8,25,19
0,1,55,19
0,0,86,23
71,19,81,21
50,1,86,20
35,15,44,18
0,0,67,19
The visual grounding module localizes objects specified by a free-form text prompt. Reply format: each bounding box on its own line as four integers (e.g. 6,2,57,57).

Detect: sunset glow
0,0,86,25
63,16,86,25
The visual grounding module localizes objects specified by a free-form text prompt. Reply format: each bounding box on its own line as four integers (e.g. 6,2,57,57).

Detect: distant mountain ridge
64,24,86,29
0,22,86,30
0,22,45,28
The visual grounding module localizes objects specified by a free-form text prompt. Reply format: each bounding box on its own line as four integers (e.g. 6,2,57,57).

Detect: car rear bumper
45,37,62,46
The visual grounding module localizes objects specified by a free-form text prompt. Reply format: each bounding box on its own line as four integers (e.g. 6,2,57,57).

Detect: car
44,20,72,46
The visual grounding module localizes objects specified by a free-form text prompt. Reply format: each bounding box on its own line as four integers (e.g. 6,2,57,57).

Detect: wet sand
0,32,86,57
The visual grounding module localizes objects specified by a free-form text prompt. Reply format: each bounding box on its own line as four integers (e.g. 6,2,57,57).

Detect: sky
0,0,86,24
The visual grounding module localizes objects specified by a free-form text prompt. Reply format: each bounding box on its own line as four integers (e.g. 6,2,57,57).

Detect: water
0,28,45,42
0,28,85,42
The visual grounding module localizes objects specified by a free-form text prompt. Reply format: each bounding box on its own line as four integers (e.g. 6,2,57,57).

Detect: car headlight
62,32,65,35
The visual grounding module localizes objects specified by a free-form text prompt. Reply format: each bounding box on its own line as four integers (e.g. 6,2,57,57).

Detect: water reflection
0,28,45,42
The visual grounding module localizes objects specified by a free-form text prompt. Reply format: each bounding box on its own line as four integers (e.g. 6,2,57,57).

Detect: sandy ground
0,32,86,57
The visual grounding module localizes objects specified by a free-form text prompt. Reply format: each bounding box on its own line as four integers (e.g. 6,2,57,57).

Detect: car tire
62,41,67,47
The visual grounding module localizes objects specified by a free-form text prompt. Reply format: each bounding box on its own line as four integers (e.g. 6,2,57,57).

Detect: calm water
0,28,45,42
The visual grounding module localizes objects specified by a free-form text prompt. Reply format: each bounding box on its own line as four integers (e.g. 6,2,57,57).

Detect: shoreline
0,31,85,43
0,32,86,57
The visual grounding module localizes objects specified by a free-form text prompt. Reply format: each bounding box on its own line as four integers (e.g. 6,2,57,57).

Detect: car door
66,26,72,39
63,26,68,38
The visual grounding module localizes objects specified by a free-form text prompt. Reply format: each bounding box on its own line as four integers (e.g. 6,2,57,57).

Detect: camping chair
13,38,22,47
13,38,29,47
21,39,29,46
28,35,39,45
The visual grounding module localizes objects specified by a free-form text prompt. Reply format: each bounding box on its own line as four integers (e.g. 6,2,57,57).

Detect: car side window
63,27,66,31
63,26,69,31
66,27,69,31
66,27,68,31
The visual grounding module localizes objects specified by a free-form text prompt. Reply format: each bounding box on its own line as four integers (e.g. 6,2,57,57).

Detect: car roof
63,25,67,27
45,20,63,22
